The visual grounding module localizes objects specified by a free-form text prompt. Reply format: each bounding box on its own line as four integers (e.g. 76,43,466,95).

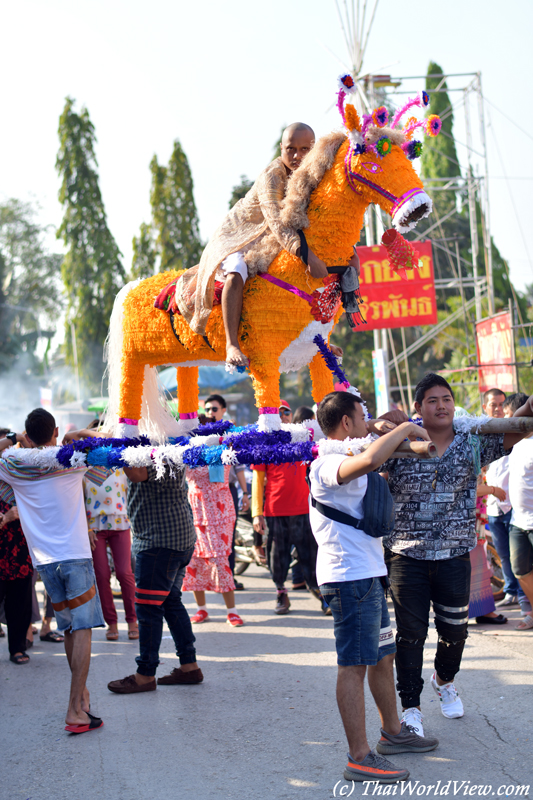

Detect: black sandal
40,631,65,643
10,652,30,664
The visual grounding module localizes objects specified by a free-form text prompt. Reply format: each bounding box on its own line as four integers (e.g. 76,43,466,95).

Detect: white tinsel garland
316,433,375,458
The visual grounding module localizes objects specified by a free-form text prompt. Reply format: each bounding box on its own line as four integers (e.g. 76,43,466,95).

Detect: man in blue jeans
107,463,202,693
486,392,529,611
507,433,533,630
309,392,439,785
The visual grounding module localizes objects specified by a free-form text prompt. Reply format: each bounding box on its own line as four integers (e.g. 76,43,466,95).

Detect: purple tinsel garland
232,441,314,466
313,334,350,387
56,436,150,468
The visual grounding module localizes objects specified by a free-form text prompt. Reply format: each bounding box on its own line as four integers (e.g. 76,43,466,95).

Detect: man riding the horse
175,123,343,368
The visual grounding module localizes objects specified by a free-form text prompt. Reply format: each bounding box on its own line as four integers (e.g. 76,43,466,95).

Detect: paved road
1,567,531,800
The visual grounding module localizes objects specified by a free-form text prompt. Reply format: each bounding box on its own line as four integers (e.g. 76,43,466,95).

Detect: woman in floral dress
183,464,243,627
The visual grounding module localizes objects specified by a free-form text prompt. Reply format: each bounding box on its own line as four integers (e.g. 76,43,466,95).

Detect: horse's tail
103,279,183,442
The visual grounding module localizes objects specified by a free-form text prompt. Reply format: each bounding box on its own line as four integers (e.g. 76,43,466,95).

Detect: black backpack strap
297,230,309,266
310,495,362,530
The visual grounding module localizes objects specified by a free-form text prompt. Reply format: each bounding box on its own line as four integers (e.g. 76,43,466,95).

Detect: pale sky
2,0,532,305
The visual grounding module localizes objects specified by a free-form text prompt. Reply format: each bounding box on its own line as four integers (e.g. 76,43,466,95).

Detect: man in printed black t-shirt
382,373,533,736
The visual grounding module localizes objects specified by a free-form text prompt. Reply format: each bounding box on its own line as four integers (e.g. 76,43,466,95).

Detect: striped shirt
127,465,196,555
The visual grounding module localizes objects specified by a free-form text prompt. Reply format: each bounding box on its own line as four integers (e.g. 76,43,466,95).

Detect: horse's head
337,76,441,234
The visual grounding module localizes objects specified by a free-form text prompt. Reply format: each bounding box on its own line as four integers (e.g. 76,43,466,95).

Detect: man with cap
252,400,325,615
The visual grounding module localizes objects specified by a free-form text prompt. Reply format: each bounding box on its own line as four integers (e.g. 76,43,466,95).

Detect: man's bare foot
226,345,249,368
65,709,91,726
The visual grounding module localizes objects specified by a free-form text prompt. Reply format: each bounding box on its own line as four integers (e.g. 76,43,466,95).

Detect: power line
487,110,533,277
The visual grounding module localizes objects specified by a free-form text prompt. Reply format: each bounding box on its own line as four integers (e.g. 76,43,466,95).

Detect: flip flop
65,716,104,734
10,653,30,665
128,629,139,640
106,630,119,641
516,615,533,631
40,631,65,643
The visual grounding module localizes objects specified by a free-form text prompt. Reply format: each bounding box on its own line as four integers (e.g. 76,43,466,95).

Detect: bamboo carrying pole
466,417,533,434
359,417,533,460
362,440,438,459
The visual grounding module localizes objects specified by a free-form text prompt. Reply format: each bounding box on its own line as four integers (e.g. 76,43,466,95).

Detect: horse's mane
281,130,347,230
243,130,346,277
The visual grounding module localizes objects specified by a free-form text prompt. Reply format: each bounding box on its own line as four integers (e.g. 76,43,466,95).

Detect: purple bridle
344,145,426,220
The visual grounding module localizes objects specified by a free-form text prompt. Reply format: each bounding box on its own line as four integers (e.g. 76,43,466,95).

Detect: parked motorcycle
234,515,269,576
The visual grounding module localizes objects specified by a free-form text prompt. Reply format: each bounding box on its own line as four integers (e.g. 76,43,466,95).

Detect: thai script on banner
476,311,517,394
356,240,437,330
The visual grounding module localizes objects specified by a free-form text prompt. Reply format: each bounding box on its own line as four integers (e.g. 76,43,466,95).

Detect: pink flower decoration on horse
372,106,389,127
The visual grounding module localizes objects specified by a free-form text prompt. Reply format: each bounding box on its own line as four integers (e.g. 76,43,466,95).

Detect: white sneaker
401,707,424,736
495,593,518,607
430,671,464,719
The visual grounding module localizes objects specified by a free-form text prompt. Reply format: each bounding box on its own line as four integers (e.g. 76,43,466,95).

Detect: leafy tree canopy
229,175,254,209
132,140,202,279
0,199,62,373
56,97,125,393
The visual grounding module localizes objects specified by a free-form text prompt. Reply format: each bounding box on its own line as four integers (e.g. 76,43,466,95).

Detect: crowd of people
1,376,533,784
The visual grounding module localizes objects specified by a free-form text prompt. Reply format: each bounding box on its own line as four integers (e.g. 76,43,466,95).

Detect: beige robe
175,157,301,336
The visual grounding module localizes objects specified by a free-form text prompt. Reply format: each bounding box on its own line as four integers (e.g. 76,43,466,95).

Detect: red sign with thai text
356,240,437,330
475,311,517,394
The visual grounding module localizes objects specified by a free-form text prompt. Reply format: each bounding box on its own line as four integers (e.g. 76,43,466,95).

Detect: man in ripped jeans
381,373,533,736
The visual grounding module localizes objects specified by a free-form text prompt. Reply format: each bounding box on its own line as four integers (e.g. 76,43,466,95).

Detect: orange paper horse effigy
106,78,440,439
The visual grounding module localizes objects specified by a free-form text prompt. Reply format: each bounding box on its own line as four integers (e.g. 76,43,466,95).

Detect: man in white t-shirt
0,409,105,734
507,435,533,630
309,391,438,786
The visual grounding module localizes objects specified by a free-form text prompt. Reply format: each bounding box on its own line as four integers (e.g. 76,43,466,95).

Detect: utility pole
464,85,482,321
477,72,495,315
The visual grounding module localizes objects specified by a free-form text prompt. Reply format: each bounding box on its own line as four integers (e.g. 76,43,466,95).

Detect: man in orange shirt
252,399,326,615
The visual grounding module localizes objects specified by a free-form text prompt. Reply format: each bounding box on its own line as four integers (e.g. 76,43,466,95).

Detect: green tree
421,62,461,219
0,199,62,373
131,222,157,280
56,97,126,393
149,140,203,272
229,175,253,209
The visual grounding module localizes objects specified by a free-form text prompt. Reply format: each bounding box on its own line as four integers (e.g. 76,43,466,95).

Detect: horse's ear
345,104,361,132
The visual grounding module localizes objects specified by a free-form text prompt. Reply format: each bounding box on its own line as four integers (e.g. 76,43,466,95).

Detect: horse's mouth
392,191,432,234
403,201,431,227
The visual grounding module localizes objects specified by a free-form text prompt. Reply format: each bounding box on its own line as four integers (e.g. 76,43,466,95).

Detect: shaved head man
280,123,315,173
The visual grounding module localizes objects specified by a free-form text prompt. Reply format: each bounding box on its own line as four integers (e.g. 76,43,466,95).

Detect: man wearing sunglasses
252,400,323,615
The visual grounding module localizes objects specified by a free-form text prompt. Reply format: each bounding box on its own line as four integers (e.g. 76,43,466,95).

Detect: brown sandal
128,628,139,640
106,629,119,641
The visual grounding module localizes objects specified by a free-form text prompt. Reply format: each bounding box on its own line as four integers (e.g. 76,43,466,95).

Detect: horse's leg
249,366,281,431
176,366,199,434
309,351,335,405
117,358,146,437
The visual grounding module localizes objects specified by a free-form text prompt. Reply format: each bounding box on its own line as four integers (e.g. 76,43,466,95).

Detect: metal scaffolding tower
331,3,494,409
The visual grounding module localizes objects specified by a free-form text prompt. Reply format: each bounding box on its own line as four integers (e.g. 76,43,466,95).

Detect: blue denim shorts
320,577,395,666
38,559,105,633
